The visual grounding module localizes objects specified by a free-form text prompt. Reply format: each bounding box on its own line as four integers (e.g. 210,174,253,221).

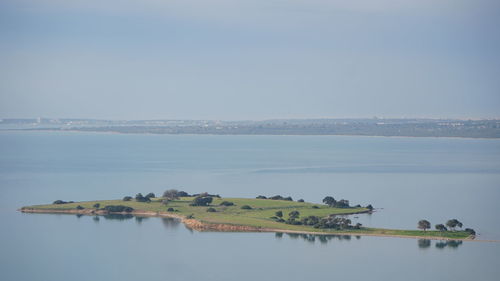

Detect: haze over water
1,131,499,281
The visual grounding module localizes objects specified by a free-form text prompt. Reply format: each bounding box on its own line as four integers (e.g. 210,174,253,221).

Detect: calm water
1,131,499,281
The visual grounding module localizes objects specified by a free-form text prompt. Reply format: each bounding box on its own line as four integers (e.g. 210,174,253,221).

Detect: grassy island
20,192,474,241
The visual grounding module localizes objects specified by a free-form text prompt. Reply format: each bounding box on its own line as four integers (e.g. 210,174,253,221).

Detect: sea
1,131,499,281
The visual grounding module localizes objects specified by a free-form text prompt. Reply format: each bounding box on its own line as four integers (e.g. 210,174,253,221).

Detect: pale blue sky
1,0,499,120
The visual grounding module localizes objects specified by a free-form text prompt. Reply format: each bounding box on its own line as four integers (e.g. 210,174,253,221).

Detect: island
19,190,475,241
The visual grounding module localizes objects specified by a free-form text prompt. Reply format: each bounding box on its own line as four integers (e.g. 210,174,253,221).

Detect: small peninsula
20,191,475,241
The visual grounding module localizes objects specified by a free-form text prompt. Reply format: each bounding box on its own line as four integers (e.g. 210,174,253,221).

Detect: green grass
22,197,471,239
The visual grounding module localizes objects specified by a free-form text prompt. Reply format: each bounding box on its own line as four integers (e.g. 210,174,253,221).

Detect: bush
167,208,175,212
76,205,84,210
104,205,134,213
145,192,155,199
186,214,194,219
366,204,373,210
283,196,293,201
190,196,213,206
206,207,217,212
270,195,284,200
241,205,252,210
256,195,267,199
53,200,68,204
298,199,305,202
219,201,234,206
93,203,100,209
163,189,189,200
311,206,319,209
123,196,132,201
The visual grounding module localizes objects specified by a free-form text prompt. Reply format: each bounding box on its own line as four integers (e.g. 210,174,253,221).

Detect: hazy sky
1,0,499,120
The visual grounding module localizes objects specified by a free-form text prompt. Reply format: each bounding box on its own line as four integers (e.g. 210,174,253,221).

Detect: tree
145,192,155,199
289,210,300,220
297,199,305,202
418,220,431,232
123,196,132,201
446,219,463,231
190,196,213,206
163,189,180,200
435,224,447,232
206,207,217,212
76,205,84,210
241,205,252,210
256,195,267,199
322,196,336,207
335,199,350,208
366,204,374,211
135,193,151,202
93,203,100,209
275,211,283,218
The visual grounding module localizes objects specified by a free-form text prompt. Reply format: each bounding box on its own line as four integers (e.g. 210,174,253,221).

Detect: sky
0,0,499,120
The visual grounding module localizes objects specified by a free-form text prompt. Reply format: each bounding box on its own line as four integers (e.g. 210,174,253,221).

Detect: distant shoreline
3,128,500,140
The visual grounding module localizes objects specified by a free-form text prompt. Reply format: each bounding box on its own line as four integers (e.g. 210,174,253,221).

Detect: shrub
206,207,217,212
241,205,252,210
104,205,134,213
53,200,68,204
311,206,319,209
275,211,283,218
93,203,100,209
297,199,305,202
288,210,300,219
283,196,293,201
256,195,267,199
76,205,84,210
219,201,234,206
145,192,155,199
123,196,132,201
270,195,284,200
366,204,373,210
186,214,194,219
167,208,175,212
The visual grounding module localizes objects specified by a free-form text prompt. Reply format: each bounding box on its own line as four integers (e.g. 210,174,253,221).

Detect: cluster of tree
135,193,155,202
103,205,134,213
190,196,213,206
256,195,293,201
417,219,474,235
53,200,74,204
162,189,190,200
271,211,361,230
322,196,350,208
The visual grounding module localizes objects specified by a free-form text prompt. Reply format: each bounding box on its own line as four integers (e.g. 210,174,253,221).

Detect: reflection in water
135,216,149,224
275,232,359,244
418,239,431,249
418,239,463,250
103,214,134,220
161,217,181,229
93,216,100,222
435,240,463,249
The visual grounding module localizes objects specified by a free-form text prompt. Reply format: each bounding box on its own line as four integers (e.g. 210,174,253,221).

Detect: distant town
1,118,499,138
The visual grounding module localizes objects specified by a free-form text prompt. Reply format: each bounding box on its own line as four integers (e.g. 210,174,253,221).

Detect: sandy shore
20,208,491,242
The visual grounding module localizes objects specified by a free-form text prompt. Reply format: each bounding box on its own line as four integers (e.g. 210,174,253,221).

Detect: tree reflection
162,217,180,229
277,233,359,244
418,239,431,249
102,214,134,220
435,240,463,249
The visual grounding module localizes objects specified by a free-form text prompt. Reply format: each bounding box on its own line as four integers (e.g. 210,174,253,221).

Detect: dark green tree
275,211,283,218
322,196,336,207
418,220,431,232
